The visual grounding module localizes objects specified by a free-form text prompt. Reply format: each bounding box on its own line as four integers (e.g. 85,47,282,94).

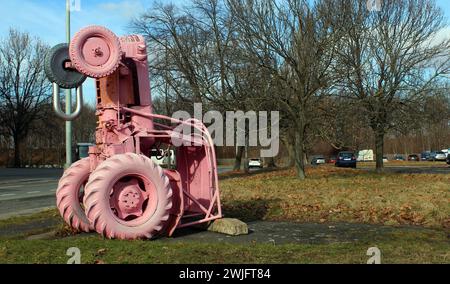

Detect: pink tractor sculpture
44,26,222,239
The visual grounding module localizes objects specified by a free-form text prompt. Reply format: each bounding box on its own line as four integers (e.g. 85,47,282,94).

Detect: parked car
407,154,420,161
427,152,437,161
447,154,450,165
311,155,326,165
248,158,263,168
393,154,405,161
434,151,447,161
335,151,357,168
328,156,337,163
421,152,431,161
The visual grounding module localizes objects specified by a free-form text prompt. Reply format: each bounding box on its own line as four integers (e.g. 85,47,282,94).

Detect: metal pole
65,0,72,168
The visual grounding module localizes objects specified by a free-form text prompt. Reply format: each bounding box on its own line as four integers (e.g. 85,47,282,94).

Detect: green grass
0,209,60,228
0,209,59,229
0,209,61,240
0,229,448,264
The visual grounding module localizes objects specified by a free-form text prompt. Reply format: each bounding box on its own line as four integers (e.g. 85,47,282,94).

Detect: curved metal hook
52,83,83,121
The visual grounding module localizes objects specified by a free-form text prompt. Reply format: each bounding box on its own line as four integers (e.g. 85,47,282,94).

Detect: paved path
163,221,446,244
18,220,445,245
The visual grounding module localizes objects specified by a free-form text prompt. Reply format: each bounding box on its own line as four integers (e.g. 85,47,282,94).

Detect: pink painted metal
56,157,92,232
54,25,222,239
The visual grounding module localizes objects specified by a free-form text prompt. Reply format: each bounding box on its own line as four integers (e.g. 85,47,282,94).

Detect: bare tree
317,95,368,151
129,0,449,175
132,0,268,172
0,29,50,167
228,0,340,179
334,0,450,172
131,2,211,107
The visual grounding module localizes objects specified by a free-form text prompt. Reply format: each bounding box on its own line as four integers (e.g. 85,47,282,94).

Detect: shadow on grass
169,198,279,239
222,198,281,222
9,198,278,240
0,218,61,239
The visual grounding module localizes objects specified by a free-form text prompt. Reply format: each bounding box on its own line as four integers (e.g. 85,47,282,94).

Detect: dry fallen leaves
220,166,450,228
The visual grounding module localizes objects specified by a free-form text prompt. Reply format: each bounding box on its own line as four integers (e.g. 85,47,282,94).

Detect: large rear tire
83,153,173,239
56,158,92,232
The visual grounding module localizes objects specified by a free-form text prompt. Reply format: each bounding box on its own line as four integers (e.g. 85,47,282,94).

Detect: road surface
0,166,234,219
0,169,62,219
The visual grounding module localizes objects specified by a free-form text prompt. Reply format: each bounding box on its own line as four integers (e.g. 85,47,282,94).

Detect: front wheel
83,153,173,239
56,158,92,232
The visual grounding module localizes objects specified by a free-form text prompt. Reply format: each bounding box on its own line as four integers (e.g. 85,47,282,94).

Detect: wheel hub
119,187,142,210
111,178,149,220
82,37,111,66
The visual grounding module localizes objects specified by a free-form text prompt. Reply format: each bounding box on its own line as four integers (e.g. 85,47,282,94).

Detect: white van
357,149,374,162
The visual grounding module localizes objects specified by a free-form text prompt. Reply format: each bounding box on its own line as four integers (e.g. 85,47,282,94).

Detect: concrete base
207,218,248,236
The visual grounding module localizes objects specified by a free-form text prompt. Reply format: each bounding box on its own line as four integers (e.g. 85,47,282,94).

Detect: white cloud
430,26,450,46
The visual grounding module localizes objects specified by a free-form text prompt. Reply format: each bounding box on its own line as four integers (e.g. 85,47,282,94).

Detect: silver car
434,151,447,161
311,156,326,165
248,158,263,168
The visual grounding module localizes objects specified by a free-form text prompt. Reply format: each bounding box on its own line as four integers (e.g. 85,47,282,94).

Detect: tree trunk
28,146,32,167
375,130,385,173
265,157,276,168
243,144,249,174
13,134,21,168
282,136,295,167
293,128,306,180
233,146,245,171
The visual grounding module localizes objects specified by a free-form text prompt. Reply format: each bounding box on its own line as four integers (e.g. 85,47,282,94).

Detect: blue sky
0,0,160,46
0,0,449,104
0,0,167,104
